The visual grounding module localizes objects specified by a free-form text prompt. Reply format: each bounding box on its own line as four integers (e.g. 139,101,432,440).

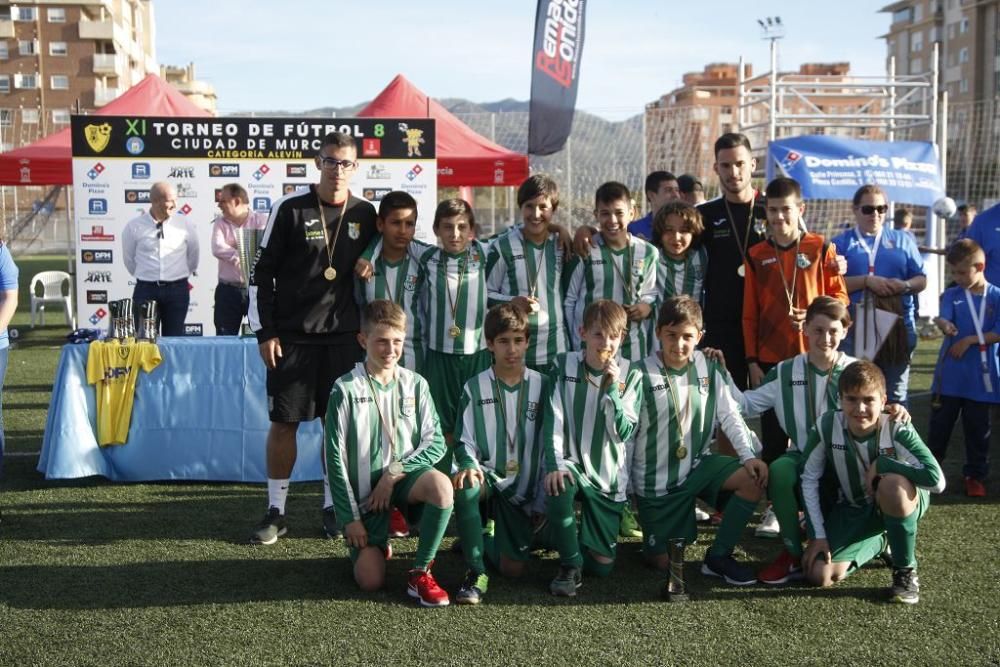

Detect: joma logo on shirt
352,396,374,404
650,383,667,393
562,376,580,383
789,380,808,386
832,443,847,451
478,398,499,406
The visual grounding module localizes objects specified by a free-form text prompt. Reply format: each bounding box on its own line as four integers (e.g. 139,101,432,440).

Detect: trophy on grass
663,538,689,602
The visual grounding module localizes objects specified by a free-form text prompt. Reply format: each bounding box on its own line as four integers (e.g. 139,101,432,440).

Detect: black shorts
266,339,363,423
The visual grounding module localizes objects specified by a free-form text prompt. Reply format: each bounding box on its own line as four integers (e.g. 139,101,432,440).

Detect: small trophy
108,299,125,339
664,538,689,602
236,227,262,288
138,300,158,341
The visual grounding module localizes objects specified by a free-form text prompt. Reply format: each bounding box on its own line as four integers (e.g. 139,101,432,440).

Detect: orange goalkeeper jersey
742,232,848,364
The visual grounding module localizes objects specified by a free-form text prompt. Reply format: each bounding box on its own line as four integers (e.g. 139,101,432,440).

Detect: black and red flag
528,0,587,156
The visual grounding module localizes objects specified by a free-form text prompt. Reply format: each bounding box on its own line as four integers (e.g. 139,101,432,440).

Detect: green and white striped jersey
354,237,426,372
656,246,708,303
454,367,550,506
733,353,856,452
417,239,490,355
486,226,568,368
631,350,760,498
543,351,642,502
325,363,446,523
563,235,659,362
800,412,945,540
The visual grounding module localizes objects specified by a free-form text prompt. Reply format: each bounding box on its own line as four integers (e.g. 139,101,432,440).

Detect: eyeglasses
859,204,888,215
318,157,356,171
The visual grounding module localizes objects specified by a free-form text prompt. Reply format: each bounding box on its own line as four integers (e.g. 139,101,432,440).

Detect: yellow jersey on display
86,339,162,446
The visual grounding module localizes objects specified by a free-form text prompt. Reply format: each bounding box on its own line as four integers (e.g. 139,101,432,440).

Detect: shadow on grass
6,384,55,393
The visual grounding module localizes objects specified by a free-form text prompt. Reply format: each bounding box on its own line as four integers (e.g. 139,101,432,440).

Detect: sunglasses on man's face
859,204,888,215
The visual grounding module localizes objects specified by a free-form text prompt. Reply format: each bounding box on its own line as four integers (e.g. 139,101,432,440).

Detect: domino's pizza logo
87,162,106,180
89,307,108,325
179,204,192,216
777,148,803,174
405,164,423,181
252,164,271,181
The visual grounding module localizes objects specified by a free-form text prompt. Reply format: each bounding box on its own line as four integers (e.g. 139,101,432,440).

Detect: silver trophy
107,299,123,339
664,538,689,602
138,300,158,341
235,227,263,288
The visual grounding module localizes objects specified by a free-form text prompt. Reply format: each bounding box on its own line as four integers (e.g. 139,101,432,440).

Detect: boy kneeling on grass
325,300,454,607
631,296,768,591
451,303,549,604
800,360,945,604
543,299,642,596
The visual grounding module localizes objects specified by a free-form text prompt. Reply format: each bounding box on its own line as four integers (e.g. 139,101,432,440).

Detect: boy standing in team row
564,182,659,363
929,239,1000,497
800,361,944,604
631,296,768,589
543,300,642,595
355,191,426,374
487,175,569,373
653,201,707,304
743,177,849,466
325,300,454,606
451,304,550,604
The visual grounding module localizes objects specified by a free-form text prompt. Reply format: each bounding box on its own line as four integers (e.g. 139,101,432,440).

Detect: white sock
267,478,290,515
322,475,334,510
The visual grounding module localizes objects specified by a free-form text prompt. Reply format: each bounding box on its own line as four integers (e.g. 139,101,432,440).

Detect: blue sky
155,1,892,119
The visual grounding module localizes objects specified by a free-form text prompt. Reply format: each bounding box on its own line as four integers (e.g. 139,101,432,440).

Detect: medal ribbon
964,288,994,393
317,191,348,277
608,240,634,305
773,236,802,312
723,196,755,272
445,248,469,334
492,370,525,473
365,371,401,465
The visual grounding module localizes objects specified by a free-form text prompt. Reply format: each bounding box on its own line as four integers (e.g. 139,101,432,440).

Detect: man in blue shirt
833,185,926,405
963,203,1000,285
628,171,680,242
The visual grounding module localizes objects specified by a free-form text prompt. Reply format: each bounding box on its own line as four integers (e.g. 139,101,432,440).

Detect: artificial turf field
1,256,998,666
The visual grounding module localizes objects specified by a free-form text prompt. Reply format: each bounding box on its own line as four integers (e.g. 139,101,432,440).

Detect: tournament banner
766,135,943,206
71,116,436,336
528,0,586,155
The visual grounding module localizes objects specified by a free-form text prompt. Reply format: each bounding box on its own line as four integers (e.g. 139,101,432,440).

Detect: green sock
709,495,757,557
546,488,583,568
883,508,919,569
413,503,453,571
769,457,804,558
454,485,486,573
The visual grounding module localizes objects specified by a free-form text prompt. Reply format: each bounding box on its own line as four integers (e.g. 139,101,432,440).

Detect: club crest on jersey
699,376,710,395
348,222,360,240
525,400,539,421
796,253,811,269
403,274,418,292
880,445,896,459
400,396,415,418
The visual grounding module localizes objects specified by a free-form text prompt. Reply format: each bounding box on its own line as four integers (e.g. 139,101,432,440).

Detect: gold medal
529,301,540,314
675,446,688,459
505,460,519,475
324,266,337,281
388,460,404,476
736,264,745,278
449,325,461,338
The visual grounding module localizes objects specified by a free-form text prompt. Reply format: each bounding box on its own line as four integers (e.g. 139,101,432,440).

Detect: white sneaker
754,506,780,538
694,506,711,522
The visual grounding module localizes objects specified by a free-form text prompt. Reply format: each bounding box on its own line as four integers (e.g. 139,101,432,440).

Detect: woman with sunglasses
832,185,927,406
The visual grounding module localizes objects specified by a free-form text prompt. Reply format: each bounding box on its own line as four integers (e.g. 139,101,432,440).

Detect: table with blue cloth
38,337,324,482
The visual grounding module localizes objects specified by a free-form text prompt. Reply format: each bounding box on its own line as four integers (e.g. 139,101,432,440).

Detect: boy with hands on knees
325,300,454,607
631,296,768,591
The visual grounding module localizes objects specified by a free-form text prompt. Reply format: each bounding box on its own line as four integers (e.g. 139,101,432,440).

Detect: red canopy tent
359,74,528,188
0,74,210,185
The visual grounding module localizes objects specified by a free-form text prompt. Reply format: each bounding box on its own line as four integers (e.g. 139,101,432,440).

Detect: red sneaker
758,549,803,585
965,477,987,498
407,564,450,607
389,508,410,537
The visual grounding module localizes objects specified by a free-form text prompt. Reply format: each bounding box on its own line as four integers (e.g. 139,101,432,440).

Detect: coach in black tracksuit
246,131,377,545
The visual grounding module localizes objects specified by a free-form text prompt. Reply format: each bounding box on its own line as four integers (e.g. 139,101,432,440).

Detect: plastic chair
30,270,75,328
